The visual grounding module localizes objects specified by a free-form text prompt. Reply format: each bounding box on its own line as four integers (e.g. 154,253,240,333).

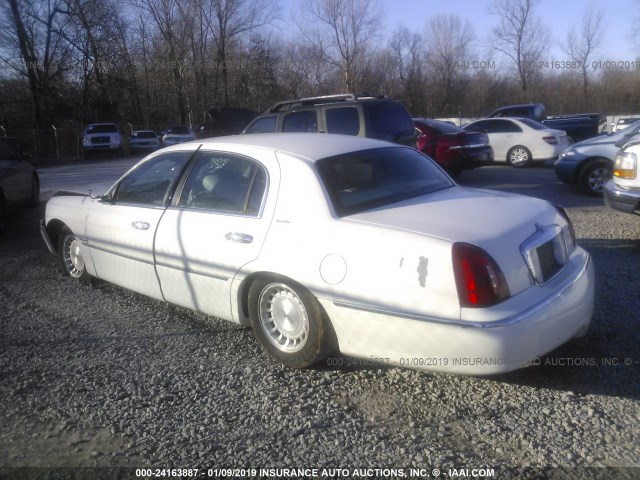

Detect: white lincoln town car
40,134,594,375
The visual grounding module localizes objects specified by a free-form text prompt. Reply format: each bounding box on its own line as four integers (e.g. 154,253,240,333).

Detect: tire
27,174,40,208
507,146,532,168
58,226,91,283
579,160,612,197
248,277,329,368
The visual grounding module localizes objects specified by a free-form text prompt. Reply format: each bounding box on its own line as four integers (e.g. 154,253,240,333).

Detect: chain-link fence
2,126,84,163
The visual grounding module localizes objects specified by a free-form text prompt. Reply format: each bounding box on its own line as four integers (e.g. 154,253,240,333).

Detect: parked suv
82,123,123,157
242,93,418,146
604,141,640,216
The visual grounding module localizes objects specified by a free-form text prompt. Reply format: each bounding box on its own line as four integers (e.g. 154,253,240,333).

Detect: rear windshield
366,103,415,141
86,124,118,134
417,119,461,134
316,147,453,216
517,118,547,130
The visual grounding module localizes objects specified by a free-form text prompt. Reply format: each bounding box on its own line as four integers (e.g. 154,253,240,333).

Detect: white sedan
463,117,569,167
40,134,594,375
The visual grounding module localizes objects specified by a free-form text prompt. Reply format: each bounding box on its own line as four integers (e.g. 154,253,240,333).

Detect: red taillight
543,136,558,145
452,243,510,308
553,204,576,253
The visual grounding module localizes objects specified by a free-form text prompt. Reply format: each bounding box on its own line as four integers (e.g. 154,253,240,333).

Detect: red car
414,118,493,175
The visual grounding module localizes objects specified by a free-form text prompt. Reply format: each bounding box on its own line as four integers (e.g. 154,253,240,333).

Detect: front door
85,150,193,299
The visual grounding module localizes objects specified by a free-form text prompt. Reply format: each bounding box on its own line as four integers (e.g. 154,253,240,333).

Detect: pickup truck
487,104,606,143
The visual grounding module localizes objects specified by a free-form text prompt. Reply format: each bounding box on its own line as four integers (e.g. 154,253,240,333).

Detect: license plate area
521,225,568,285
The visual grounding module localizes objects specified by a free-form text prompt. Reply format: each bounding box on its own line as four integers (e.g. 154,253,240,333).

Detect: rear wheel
249,277,329,368
58,226,91,283
507,146,532,168
579,160,612,197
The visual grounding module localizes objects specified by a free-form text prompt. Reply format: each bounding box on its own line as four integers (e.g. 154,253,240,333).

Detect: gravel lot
0,162,639,479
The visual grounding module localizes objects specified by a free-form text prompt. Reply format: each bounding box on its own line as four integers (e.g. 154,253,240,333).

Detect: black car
242,93,418,147
0,140,39,233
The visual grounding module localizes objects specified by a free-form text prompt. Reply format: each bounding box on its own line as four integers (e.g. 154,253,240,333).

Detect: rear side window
245,116,277,134
326,107,360,135
493,120,522,133
178,152,267,215
283,111,318,132
366,103,415,140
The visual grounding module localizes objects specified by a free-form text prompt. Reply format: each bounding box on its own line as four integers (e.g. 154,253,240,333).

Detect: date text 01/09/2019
523,60,640,71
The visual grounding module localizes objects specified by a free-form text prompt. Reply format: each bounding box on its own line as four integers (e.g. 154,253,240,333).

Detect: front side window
316,147,453,216
113,151,192,206
325,107,360,136
178,152,267,215
244,116,277,134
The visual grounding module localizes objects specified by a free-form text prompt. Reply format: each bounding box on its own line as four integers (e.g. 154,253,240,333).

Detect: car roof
166,133,400,163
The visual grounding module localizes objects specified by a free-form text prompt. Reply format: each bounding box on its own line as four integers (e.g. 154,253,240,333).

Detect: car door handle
225,232,253,244
131,221,150,230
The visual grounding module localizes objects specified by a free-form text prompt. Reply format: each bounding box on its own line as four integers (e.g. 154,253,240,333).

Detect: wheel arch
45,219,68,253
576,156,612,183
237,271,313,327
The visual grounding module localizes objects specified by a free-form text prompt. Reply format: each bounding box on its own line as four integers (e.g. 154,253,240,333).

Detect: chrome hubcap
63,235,84,278
588,167,611,193
510,148,529,166
258,283,308,353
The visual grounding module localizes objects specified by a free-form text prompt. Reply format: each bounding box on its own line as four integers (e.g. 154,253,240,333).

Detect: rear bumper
322,248,594,375
604,180,640,215
83,144,121,152
444,146,494,171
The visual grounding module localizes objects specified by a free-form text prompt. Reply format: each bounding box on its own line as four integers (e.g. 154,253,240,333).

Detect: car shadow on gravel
493,237,640,401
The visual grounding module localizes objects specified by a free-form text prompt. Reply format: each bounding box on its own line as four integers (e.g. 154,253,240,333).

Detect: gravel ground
0,165,639,480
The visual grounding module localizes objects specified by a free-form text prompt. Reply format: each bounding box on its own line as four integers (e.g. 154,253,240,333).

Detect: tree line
1,0,639,159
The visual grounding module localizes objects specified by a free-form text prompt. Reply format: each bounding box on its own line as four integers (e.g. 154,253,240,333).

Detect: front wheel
579,161,612,197
507,146,532,168
58,226,91,282
248,277,329,368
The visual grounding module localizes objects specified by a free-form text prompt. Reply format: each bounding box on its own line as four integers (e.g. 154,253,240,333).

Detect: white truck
604,140,640,216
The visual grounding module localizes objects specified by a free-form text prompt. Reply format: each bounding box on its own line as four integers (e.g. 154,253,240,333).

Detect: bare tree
564,4,604,104
295,0,383,92
203,0,279,107
424,14,475,114
0,0,72,156
388,26,424,113
133,0,192,124
489,0,550,101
